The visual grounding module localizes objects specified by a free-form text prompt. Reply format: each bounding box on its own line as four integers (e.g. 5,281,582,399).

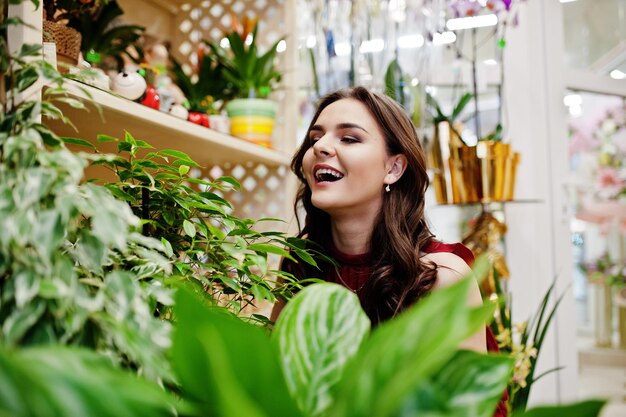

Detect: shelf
44,80,292,168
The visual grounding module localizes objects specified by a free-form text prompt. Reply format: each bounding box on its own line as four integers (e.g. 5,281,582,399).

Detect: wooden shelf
44,80,292,168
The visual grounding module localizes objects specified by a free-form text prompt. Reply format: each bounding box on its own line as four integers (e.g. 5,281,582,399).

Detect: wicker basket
42,20,82,65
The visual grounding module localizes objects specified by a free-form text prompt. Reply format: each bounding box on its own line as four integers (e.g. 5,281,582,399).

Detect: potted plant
65,0,144,72
43,0,108,66
205,14,283,148
170,45,235,128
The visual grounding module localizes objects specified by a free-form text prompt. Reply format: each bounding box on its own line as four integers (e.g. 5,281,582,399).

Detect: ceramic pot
226,99,277,148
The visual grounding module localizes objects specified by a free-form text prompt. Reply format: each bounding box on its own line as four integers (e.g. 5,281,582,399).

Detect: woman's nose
313,133,335,157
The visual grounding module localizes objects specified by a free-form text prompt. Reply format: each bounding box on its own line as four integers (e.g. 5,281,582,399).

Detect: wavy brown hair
284,86,437,325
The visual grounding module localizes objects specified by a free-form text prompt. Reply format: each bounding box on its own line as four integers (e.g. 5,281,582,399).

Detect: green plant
426,91,472,145
171,51,235,113
75,132,320,322
205,15,283,99
0,257,606,416
66,0,145,71
489,269,567,413
169,259,604,417
1,0,173,383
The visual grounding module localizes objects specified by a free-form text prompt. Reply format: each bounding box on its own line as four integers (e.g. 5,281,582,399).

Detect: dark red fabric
326,240,508,417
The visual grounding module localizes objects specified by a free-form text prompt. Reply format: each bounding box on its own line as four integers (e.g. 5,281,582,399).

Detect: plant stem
471,27,481,140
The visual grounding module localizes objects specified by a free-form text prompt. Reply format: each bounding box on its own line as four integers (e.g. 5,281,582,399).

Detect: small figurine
111,71,147,101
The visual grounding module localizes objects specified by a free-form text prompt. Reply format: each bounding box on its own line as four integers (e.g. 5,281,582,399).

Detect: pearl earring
385,184,391,192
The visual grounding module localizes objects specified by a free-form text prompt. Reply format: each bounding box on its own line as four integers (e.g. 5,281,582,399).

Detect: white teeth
315,168,344,181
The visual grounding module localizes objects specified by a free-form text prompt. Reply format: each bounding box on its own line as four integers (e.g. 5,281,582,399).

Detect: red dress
326,240,509,417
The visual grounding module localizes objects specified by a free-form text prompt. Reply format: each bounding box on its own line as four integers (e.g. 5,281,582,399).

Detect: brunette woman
273,86,507,415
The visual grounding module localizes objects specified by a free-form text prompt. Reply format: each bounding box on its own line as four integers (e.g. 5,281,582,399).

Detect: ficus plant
67,132,323,323
1,0,174,383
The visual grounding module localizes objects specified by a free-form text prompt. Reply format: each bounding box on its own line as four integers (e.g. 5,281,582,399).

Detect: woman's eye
341,136,359,144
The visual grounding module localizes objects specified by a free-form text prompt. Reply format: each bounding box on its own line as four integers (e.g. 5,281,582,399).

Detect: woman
272,86,506,414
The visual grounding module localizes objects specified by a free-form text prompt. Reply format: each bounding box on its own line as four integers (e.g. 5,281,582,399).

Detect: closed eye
341,136,360,144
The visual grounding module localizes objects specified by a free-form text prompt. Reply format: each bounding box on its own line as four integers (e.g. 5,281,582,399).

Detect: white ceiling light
334,42,351,56
397,34,425,49
610,69,626,80
432,31,456,45
446,14,498,31
360,39,385,54
563,94,582,106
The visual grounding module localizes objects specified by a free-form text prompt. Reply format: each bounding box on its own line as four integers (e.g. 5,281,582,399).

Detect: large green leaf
272,283,370,417
513,400,606,417
397,350,513,417
330,263,495,417
0,346,174,417
172,289,303,417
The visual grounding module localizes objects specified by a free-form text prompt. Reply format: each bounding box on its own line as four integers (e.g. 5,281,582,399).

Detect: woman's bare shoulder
420,251,472,289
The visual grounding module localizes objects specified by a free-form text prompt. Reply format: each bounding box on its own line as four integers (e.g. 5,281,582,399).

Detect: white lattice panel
171,0,296,226
172,0,286,66
191,163,292,232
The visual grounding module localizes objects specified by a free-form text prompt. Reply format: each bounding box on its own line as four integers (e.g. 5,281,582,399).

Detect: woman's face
302,98,399,217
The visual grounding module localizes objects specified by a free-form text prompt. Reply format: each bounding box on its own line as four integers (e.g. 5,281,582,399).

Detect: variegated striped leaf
272,283,370,417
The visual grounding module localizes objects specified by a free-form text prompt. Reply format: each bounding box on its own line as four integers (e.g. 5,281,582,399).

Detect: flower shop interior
3,0,626,416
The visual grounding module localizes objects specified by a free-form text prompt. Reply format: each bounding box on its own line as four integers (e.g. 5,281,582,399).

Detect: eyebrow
309,122,369,134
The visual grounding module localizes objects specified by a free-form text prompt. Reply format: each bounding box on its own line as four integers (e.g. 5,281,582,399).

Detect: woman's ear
385,154,408,185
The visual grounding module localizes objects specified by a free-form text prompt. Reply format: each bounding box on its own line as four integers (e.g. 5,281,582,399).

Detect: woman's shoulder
423,240,474,266
421,240,474,289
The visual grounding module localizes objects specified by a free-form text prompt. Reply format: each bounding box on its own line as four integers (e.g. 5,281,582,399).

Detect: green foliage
427,91,473,125
512,400,606,417
1,0,173,383
84,131,318,320
384,58,406,107
173,288,303,417
398,350,513,417
205,23,283,99
0,346,176,417
66,0,144,71
489,268,568,413
171,274,604,417
170,53,235,113
272,284,370,417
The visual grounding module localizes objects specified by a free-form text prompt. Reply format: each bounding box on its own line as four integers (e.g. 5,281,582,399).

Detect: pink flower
486,0,504,12
596,166,625,197
450,0,482,17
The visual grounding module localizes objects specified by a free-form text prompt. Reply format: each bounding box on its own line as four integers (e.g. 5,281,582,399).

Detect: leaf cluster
81,132,320,320
426,91,473,125
66,0,145,71
204,23,283,99
0,263,607,417
489,268,567,412
170,53,236,113
1,1,174,383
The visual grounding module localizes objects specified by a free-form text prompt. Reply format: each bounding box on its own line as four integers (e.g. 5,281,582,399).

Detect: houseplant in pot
43,0,108,67
65,0,144,72
171,45,235,129
206,15,283,148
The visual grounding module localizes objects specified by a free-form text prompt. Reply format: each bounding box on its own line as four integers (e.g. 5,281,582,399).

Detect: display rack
45,80,292,168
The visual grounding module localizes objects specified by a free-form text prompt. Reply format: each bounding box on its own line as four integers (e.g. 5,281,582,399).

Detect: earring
385,184,391,192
